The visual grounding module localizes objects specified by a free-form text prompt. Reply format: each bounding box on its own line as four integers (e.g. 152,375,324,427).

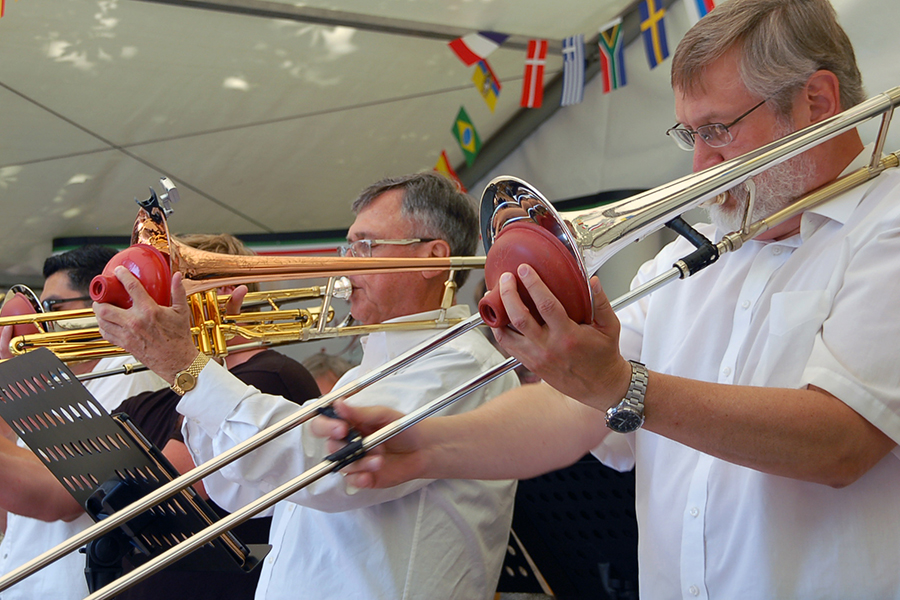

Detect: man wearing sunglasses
315,1,900,598
0,246,166,600
94,172,518,599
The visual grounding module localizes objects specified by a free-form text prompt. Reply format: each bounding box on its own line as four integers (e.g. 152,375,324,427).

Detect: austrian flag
520,39,548,108
449,31,509,66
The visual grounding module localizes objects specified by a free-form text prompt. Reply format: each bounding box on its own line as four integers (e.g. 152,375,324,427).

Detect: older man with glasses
93,171,519,600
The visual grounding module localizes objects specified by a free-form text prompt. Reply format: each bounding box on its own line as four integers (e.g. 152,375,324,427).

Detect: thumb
0,326,13,360
224,285,248,316
589,276,618,333
170,272,190,314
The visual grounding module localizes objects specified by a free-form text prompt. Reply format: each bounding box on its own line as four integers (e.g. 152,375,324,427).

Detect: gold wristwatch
171,352,211,396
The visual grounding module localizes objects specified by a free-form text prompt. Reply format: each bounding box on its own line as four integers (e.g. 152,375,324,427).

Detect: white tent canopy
1,0,896,301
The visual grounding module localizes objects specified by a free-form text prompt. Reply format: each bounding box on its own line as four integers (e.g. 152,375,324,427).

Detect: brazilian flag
451,107,481,167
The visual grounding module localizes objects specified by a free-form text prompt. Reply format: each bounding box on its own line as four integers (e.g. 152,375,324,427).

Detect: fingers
0,326,13,360
309,400,352,442
224,285,248,316
113,266,154,307
494,264,568,339
170,272,189,314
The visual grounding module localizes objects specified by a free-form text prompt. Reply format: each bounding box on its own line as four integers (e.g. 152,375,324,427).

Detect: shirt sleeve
799,215,900,456
178,344,504,513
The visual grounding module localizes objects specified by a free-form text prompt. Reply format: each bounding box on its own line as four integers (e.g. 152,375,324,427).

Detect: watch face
606,408,644,433
175,372,196,391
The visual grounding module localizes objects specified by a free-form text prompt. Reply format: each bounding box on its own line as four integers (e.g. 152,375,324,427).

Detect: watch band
171,351,211,396
605,360,649,433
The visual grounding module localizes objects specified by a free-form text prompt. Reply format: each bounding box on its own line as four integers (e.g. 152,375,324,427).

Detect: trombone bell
477,180,592,328
1,285,47,337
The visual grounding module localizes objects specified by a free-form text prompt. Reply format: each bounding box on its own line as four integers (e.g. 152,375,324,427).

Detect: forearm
0,439,83,522
643,374,896,486
424,382,609,481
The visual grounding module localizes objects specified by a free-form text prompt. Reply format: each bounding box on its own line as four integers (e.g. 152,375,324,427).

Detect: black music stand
497,455,639,600
0,349,269,593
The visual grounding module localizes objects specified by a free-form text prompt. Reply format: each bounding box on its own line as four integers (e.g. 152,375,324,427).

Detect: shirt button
772,246,782,255
689,507,699,517
723,367,732,376
741,300,750,309
689,585,700,596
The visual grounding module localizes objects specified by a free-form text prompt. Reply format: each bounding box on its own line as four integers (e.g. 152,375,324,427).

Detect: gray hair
672,0,865,117
351,172,479,286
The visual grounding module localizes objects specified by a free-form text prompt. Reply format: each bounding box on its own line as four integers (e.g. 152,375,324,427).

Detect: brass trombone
0,197,486,363
0,85,897,600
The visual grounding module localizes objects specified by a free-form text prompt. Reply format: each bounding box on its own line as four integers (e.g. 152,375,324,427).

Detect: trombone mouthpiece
700,193,728,208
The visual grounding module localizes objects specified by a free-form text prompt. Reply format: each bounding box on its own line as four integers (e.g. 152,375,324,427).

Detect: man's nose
692,141,725,173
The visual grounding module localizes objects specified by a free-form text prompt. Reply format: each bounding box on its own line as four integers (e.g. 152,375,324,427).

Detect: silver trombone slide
85,353,520,600
0,312,483,593
82,231,791,599
84,267,693,599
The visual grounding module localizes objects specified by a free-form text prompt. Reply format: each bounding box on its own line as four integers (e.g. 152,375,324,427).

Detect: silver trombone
0,85,897,600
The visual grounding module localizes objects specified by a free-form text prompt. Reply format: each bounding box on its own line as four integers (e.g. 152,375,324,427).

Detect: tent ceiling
0,0,634,285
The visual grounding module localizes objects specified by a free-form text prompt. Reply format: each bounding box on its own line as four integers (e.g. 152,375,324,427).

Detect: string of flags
434,0,718,182
2,0,22,20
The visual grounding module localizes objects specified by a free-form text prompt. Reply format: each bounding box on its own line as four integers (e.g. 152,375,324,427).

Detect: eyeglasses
666,98,769,151
337,238,436,258
42,296,92,312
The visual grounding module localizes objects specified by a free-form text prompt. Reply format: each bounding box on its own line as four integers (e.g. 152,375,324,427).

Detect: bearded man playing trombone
94,172,518,600
315,1,900,598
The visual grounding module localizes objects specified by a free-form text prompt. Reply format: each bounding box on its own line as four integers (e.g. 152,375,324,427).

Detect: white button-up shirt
178,305,518,600
0,356,165,600
595,152,900,599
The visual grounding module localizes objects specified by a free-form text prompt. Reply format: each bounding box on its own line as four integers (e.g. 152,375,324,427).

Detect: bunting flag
598,18,627,94
560,34,585,106
449,31,509,66
639,0,670,69
1,0,5,18
685,0,717,24
434,151,467,192
520,39,548,108
472,59,501,112
451,107,481,167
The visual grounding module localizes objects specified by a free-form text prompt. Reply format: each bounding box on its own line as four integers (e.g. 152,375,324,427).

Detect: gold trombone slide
0,85,897,600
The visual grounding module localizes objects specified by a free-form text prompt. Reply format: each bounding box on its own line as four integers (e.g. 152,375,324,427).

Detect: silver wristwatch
605,361,649,434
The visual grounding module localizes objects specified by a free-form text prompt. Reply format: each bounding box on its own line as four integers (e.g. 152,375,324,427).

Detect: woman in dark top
113,349,320,600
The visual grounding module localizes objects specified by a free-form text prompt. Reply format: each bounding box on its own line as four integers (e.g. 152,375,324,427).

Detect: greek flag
561,35,585,106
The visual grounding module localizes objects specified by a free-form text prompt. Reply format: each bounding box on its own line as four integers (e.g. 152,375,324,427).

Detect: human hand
223,285,248,316
0,325,13,361
491,264,632,411
94,268,198,383
309,399,429,489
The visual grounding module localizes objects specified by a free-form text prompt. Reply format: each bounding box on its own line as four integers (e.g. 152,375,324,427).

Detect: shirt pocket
768,289,831,338
751,290,831,387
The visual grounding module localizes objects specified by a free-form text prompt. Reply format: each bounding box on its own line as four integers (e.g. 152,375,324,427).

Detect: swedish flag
639,0,670,70
452,107,481,167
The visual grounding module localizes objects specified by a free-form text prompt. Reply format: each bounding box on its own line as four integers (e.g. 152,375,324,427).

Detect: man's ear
420,239,451,280
802,70,841,125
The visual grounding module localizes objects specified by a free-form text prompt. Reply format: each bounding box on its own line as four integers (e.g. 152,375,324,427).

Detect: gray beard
706,124,816,234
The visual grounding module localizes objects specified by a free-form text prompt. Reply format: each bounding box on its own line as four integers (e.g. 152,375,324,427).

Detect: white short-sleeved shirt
594,153,900,599
179,305,519,600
